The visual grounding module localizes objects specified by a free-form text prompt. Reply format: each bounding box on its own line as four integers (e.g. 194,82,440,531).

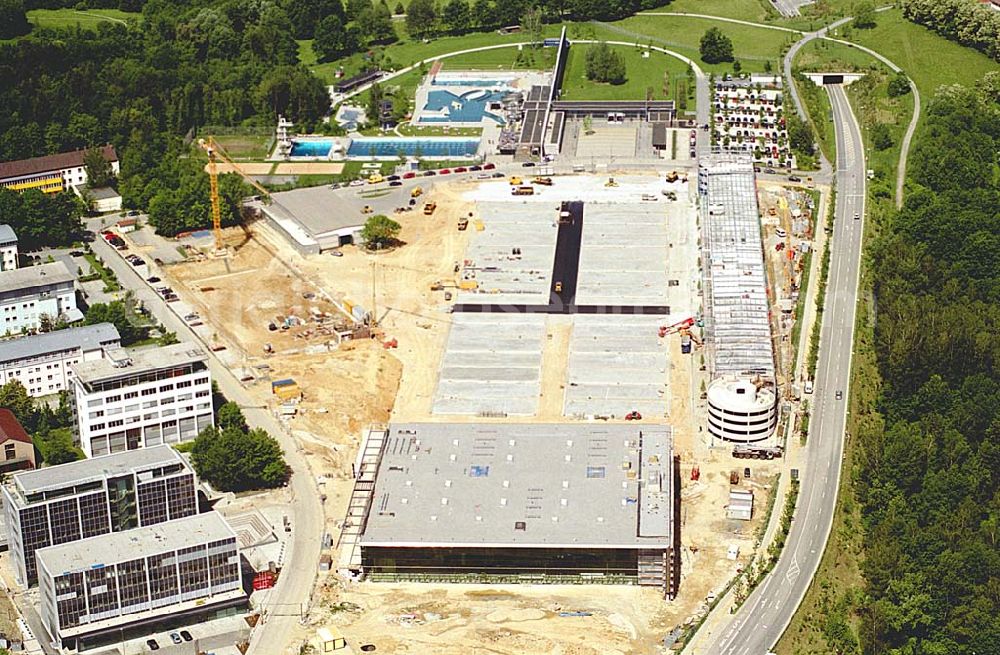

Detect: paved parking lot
432,312,546,416
563,314,671,419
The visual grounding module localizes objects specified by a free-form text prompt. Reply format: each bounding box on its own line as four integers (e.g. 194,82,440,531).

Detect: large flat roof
264,187,367,241
36,512,235,576
71,342,207,384
699,155,775,378
0,323,120,367
360,423,674,549
11,444,187,498
0,261,75,294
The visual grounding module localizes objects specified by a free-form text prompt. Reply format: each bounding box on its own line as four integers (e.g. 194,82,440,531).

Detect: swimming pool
346,138,480,157
290,140,334,157
420,89,507,124
431,79,505,87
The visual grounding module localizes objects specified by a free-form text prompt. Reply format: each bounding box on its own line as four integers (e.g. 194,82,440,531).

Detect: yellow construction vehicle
361,205,373,214
198,137,272,254
604,177,618,187
665,171,679,183
423,202,437,215
367,173,384,184
508,176,522,186
410,186,423,198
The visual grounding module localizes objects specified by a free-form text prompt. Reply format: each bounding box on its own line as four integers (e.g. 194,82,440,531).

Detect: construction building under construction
698,155,779,442
339,423,680,598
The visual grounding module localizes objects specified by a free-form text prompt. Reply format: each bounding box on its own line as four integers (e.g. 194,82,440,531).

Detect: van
775,227,787,238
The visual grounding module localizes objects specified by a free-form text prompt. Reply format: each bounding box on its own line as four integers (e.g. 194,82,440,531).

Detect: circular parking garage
707,376,779,442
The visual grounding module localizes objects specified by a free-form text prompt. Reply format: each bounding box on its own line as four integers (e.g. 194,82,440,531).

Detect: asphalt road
87,220,323,655
695,84,866,655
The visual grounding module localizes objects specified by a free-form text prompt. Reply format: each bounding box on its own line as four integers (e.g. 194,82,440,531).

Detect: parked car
788,175,802,182
402,171,417,179
170,633,182,645
130,258,145,266
469,165,482,171
491,172,504,178
146,276,160,283
521,161,536,167
454,166,467,173
330,250,344,257
349,179,365,187
764,167,776,174
439,168,451,175
476,173,491,179
147,639,159,651
180,631,193,642
389,180,402,186
386,174,400,181
423,170,437,176
483,162,496,170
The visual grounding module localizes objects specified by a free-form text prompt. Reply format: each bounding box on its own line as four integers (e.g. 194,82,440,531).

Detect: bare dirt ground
273,162,345,175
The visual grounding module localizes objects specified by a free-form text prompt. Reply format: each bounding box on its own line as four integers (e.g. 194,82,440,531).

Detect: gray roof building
72,343,208,386
0,261,75,295
0,323,120,368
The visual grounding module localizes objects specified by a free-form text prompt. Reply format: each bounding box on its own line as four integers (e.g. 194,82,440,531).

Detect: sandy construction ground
274,162,345,175
206,162,275,175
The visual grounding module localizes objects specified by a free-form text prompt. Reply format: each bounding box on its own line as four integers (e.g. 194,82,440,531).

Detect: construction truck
511,185,534,196
666,171,679,183
508,176,523,186
457,217,469,231
410,187,423,198
423,202,437,215
604,177,618,187
732,444,784,460
531,176,553,186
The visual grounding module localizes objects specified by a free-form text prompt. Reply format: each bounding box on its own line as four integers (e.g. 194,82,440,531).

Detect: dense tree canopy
405,0,437,37
0,0,30,39
84,300,143,345
857,76,1000,655
699,27,734,64
191,414,290,492
584,42,627,85
901,0,1000,62
361,214,401,249
0,188,83,250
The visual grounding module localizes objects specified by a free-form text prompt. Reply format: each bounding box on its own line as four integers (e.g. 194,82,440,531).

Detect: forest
859,73,1000,653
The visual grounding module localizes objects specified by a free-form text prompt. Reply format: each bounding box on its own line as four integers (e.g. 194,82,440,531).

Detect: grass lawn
834,8,996,104
560,43,691,101
210,133,275,161
27,8,139,30
597,14,797,72
395,124,482,136
640,0,779,23
440,46,557,70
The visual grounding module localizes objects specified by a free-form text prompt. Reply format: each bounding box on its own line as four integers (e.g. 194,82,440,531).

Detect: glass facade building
37,512,244,650
2,446,198,586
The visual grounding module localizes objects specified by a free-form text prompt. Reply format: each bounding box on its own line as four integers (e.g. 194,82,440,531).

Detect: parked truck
532,176,553,186
512,185,534,196
732,444,784,460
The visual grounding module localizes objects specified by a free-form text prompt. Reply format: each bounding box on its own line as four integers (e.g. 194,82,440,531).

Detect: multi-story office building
0,146,119,195
0,261,81,334
70,344,214,458
2,446,198,586
0,224,17,271
0,323,120,397
37,512,245,651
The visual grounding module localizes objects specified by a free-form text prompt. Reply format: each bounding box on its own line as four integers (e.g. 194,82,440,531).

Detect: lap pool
289,137,481,159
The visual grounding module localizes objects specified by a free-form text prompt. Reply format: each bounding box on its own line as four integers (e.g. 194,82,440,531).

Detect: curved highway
692,83,867,655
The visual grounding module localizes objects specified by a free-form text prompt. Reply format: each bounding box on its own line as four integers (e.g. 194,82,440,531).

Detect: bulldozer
604,177,618,188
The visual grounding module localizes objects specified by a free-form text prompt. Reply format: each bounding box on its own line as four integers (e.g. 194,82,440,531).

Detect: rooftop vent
514,521,526,531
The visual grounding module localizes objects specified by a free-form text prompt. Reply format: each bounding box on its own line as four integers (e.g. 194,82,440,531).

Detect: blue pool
420,89,507,125
431,79,504,87
346,138,480,157
290,140,333,157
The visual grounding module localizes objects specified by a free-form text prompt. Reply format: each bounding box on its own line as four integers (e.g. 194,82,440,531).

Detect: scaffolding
698,155,776,380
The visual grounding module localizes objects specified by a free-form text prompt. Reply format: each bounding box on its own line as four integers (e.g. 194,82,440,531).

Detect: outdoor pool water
420,89,507,124
346,138,480,157
431,79,504,87
289,140,333,157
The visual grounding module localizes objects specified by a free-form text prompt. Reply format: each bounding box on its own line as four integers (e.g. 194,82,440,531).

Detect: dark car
386,175,400,181
408,198,417,206
130,258,145,266
483,162,496,170
764,167,776,174
180,631,193,642
521,161,536,167
423,170,437,176
389,180,402,186
147,639,159,651
70,250,85,257
469,165,482,171
147,276,160,283
788,175,802,182
491,172,504,178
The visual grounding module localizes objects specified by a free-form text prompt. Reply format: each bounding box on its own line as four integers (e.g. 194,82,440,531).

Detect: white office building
0,224,17,271
0,261,80,334
0,323,120,397
70,344,214,458
37,512,245,651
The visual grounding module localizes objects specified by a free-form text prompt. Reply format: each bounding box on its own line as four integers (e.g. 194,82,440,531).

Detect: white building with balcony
0,225,17,271
0,323,120,397
70,344,214,458
0,261,80,334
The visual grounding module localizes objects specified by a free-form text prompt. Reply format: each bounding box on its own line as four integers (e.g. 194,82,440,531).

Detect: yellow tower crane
197,137,272,254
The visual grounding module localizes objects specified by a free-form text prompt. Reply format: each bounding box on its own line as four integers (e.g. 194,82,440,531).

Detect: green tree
285,0,346,39
0,0,30,39
699,27,734,64
887,73,911,98
584,43,626,85
0,380,34,427
786,112,813,155
405,0,437,38
314,14,353,61
522,5,543,46
34,427,83,465
871,123,893,151
191,425,290,492
84,301,143,345
357,2,396,44
0,188,83,250
84,147,115,189
217,401,249,432
393,1,403,13
361,214,401,249
442,0,471,34
852,0,876,28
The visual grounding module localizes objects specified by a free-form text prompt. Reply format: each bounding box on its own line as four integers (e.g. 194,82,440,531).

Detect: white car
349,179,365,187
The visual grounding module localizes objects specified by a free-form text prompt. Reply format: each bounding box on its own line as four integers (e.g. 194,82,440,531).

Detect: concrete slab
432,313,546,416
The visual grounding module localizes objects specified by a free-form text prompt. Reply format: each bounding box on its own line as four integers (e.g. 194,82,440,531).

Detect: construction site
118,140,825,653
